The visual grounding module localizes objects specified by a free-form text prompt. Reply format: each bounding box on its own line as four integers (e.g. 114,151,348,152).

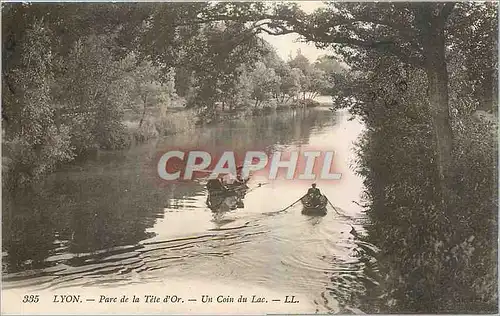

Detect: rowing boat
301,194,328,216
206,181,249,211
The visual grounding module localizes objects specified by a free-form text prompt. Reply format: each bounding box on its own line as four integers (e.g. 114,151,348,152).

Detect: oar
278,194,306,213
325,196,342,215
246,182,269,193
326,197,355,220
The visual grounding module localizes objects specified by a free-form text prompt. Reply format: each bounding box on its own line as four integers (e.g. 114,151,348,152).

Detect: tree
249,61,280,108
296,4,497,311
447,3,497,114
287,68,304,101
263,2,459,203
288,49,310,72
314,55,346,95
52,34,133,152
273,63,301,104
127,59,176,127
305,67,329,100
287,50,332,100
314,55,346,74
168,21,271,115
2,20,74,188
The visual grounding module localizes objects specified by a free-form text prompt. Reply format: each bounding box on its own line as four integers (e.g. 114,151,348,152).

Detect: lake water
2,107,378,314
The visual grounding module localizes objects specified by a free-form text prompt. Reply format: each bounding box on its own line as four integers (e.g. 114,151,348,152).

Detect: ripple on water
2,108,377,315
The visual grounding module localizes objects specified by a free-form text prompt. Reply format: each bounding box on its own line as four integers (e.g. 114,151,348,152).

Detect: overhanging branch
160,5,427,67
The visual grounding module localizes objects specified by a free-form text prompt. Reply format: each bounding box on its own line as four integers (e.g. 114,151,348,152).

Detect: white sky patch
299,1,325,14
259,1,329,63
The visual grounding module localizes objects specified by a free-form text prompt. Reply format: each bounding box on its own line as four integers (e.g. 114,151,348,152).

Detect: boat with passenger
206,176,249,211
300,183,328,216
301,194,328,216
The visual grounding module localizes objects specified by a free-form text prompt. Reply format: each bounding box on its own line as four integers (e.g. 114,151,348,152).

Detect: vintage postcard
2,1,497,315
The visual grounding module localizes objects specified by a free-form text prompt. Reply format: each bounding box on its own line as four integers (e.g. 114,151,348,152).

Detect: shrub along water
343,59,497,313
2,3,341,190
2,5,496,312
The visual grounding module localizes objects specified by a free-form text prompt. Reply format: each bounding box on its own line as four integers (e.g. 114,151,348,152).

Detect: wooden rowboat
206,180,249,211
301,194,328,216
206,194,241,211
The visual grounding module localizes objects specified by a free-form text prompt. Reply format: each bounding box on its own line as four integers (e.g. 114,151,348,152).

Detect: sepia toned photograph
1,1,498,314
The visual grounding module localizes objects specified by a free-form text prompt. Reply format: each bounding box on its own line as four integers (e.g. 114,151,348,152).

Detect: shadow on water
2,108,378,313
2,109,333,273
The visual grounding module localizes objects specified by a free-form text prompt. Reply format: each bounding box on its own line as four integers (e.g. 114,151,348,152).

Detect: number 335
22,295,39,303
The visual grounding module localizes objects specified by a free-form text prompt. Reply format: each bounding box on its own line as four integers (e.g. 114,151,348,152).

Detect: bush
301,98,321,108
329,55,498,312
155,109,197,135
3,125,75,190
130,118,159,143
353,68,498,313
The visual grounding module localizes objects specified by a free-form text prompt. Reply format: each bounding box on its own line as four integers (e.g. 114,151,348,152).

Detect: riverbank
123,97,328,146
1,94,329,192
2,107,372,314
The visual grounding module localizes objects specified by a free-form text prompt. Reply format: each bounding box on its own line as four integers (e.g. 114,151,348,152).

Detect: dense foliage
292,2,497,313
346,58,497,313
2,2,497,313
2,3,341,188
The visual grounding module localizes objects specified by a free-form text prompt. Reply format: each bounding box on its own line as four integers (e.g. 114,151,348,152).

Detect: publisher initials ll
284,295,299,304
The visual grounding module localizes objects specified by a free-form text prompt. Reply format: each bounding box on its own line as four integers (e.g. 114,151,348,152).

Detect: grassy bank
124,97,326,144
124,108,197,145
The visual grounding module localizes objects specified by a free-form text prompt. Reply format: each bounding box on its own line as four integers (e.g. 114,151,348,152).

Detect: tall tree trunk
426,66,453,192
423,23,453,202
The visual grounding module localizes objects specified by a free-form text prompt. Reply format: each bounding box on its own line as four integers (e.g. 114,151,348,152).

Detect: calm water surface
2,108,378,313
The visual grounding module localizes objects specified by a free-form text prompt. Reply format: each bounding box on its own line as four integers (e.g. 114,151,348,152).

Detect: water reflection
3,109,333,273
2,191,57,273
2,108,376,313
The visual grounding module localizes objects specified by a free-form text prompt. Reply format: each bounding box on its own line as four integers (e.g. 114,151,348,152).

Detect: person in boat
223,166,248,187
223,172,236,185
307,183,321,196
235,165,248,185
307,183,322,205
206,175,228,207
207,176,227,192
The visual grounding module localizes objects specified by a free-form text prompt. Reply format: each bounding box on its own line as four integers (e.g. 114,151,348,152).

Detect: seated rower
307,183,322,202
206,176,228,206
207,176,226,192
235,173,247,185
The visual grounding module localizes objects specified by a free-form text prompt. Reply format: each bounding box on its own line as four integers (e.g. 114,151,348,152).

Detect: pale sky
259,1,329,63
